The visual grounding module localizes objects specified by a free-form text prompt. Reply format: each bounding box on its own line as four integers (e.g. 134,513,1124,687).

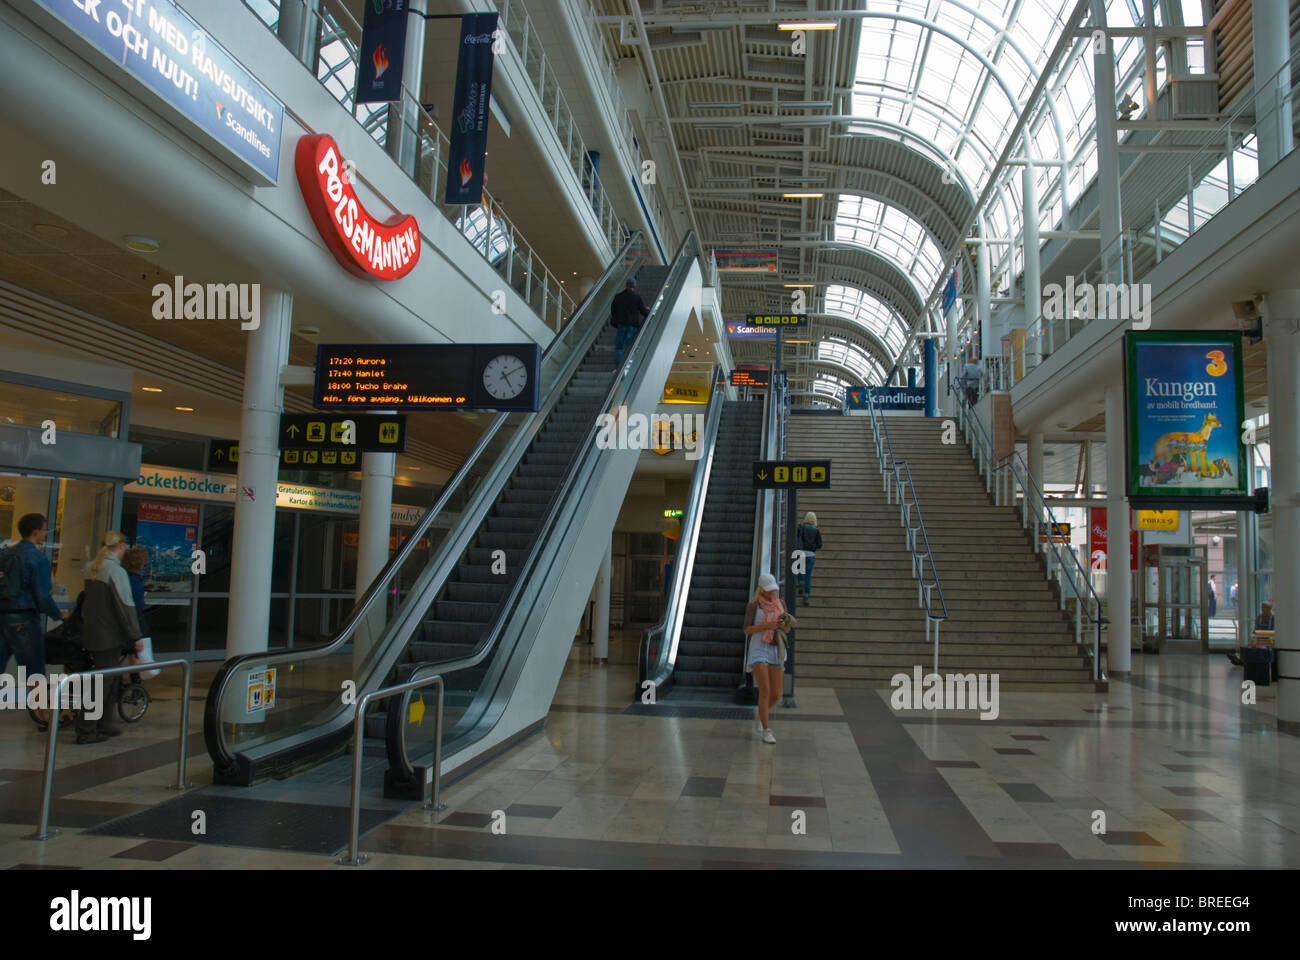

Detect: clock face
483,353,529,400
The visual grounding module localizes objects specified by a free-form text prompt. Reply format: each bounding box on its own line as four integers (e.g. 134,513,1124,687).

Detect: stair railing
951,388,1106,683
863,390,949,674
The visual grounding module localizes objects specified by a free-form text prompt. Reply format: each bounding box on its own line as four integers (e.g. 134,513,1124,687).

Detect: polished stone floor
0,631,1296,869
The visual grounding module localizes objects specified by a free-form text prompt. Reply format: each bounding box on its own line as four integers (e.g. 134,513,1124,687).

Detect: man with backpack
1,513,69,726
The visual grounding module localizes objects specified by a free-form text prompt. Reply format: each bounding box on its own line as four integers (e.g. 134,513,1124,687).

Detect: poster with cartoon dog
1124,332,1247,499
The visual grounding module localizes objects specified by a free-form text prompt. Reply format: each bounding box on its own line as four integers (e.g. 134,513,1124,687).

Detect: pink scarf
755,592,785,645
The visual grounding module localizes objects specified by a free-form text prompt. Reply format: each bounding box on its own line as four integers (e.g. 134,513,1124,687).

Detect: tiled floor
1,634,1296,869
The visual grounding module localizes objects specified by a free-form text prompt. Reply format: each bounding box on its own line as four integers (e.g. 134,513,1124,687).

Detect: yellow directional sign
378,422,401,444
753,459,832,489
306,421,327,443
409,694,426,726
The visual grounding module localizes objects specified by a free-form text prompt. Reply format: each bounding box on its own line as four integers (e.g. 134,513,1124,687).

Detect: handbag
131,637,161,680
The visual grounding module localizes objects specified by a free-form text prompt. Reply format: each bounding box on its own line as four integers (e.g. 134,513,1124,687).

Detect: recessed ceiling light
123,235,160,253
141,387,163,393
297,325,321,337
33,224,67,239
778,21,837,31
782,192,824,198
174,405,194,412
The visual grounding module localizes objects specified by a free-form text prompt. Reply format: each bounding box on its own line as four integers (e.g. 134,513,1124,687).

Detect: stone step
799,640,1082,657
799,652,1090,670
798,664,1094,683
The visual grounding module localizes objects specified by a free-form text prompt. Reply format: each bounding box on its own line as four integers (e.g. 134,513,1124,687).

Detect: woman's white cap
758,573,779,592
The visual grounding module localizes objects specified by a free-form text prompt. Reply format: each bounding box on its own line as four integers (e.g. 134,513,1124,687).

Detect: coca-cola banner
444,13,499,205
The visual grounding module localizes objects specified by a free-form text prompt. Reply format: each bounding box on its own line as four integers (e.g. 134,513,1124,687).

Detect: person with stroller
77,531,143,744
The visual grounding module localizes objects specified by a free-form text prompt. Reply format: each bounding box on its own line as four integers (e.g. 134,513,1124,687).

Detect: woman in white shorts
742,572,793,744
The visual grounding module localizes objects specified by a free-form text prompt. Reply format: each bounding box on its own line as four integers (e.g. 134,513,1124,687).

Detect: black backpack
0,544,27,605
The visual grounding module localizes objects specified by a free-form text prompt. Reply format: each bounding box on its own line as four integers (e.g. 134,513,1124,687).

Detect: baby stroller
29,593,151,731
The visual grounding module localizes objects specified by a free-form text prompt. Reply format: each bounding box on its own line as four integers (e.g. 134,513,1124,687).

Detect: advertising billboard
1124,332,1248,503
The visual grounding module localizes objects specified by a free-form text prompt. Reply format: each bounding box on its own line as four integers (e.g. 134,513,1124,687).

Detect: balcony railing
241,0,621,330
493,0,630,255
1001,48,1298,389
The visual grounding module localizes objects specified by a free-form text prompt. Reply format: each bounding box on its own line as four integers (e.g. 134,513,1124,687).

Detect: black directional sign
208,440,363,473
752,460,831,489
279,414,407,452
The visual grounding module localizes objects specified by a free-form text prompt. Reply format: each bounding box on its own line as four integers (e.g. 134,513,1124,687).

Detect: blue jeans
799,555,815,597
614,324,639,364
0,614,46,676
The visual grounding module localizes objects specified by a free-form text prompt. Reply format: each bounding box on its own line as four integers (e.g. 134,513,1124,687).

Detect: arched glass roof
457,206,512,264
823,284,911,359
817,337,888,386
833,195,947,303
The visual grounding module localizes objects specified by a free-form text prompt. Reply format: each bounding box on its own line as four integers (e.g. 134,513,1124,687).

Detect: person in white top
742,572,794,744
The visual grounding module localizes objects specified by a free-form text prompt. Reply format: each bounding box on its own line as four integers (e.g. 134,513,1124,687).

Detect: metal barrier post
338,674,445,866
31,658,192,841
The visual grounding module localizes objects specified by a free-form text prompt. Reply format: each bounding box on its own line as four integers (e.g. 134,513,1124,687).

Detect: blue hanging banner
356,0,411,104
941,270,958,315
444,12,500,205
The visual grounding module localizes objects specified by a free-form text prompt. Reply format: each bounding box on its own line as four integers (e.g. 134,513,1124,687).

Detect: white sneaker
761,729,776,744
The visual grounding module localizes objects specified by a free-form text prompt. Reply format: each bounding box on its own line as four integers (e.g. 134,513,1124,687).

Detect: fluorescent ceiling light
691,101,744,110
141,386,163,393
778,100,834,109
782,192,824,198
695,123,744,131
778,21,837,31
782,233,821,240
174,406,194,412
782,283,816,288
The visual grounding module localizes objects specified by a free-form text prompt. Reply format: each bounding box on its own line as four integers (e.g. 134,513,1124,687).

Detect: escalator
205,233,703,786
639,383,773,701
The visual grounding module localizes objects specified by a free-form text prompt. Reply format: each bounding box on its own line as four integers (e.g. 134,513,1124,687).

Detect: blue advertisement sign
31,0,283,184
845,386,926,411
725,322,777,340
1124,332,1248,500
444,13,499,205
357,0,410,104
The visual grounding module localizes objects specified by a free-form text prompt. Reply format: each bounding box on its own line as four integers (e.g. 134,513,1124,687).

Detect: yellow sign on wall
662,381,710,404
1136,510,1179,531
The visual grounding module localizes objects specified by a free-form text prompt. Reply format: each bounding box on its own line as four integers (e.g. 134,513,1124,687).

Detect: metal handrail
204,233,649,776
952,388,1106,682
639,365,727,695
337,674,444,867
32,659,193,841
386,234,700,781
862,391,948,673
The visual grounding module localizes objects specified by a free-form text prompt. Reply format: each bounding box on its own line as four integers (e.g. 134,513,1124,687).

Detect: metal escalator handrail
750,382,775,598
639,364,728,693
204,232,650,775
387,233,700,778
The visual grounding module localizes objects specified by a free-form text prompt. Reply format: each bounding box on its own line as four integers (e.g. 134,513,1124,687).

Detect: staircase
786,413,1101,693
670,401,765,696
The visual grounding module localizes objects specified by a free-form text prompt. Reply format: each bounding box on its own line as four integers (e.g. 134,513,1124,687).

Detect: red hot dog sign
295,133,420,280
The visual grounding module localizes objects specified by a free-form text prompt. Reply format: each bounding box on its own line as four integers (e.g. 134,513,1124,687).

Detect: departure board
730,366,771,388
313,343,541,411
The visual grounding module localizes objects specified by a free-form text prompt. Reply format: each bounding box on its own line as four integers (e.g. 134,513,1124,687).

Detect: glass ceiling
823,283,910,359
817,337,888,386
825,0,1142,375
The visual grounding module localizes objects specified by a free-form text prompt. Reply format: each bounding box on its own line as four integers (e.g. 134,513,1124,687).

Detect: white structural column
354,449,396,673
593,540,611,663
276,0,320,67
1021,163,1043,364
945,301,959,415
1252,0,1294,173
976,227,993,365
1092,0,1124,284
1263,291,1300,727
387,0,428,176
1105,382,1132,673
225,288,293,720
